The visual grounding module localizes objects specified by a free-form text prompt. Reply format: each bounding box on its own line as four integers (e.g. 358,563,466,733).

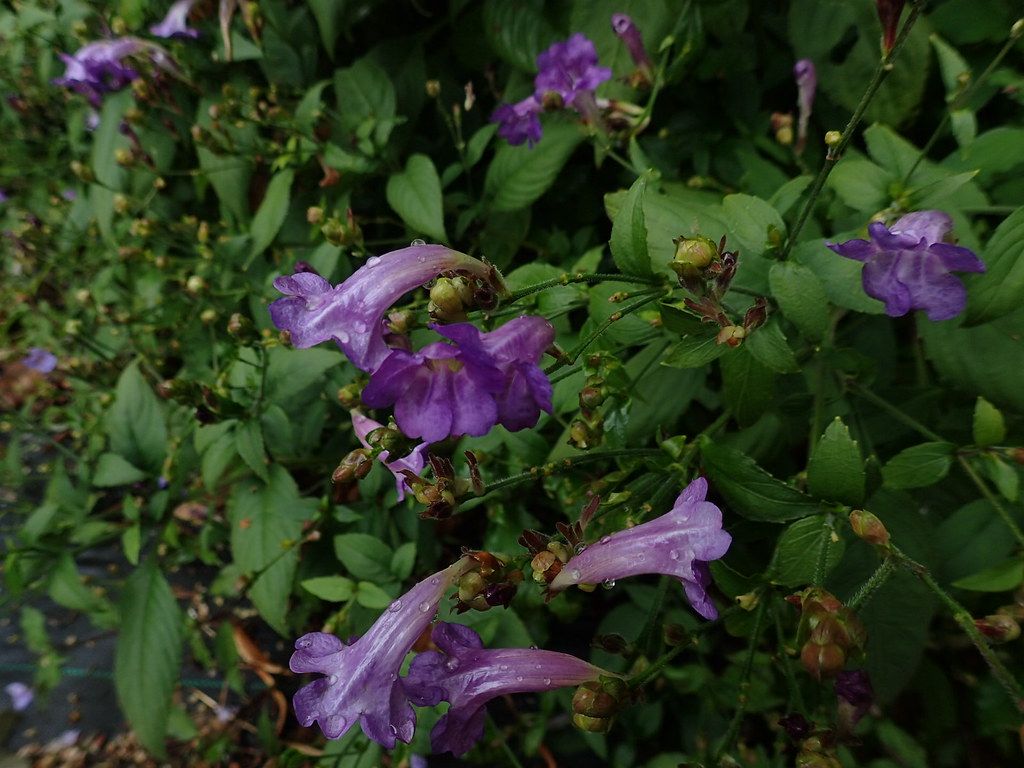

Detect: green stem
892,545,1024,713
714,595,770,761
780,1,927,260
507,272,664,302
904,20,1024,184
545,290,667,375
847,556,897,610
957,455,1024,547
812,514,835,586
481,449,664,495
846,380,946,443
486,713,526,768
773,596,806,713
638,576,671,660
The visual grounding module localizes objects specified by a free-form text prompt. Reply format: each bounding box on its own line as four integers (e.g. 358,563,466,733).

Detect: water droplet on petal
515,675,524,682
668,550,681,561
599,536,611,545
570,569,582,580
390,672,397,681
389,724,398,735
416,254,426,262
429,577,440,585
328,675,338,685
366,256,381,267
352,320,367,333
388,599,402,612
499,664,509,671
445,658,460,671
418,601,431,613
574,542,587,555
637,553,646,562
543,677,552,686
410,238,426,246
603,579,616,590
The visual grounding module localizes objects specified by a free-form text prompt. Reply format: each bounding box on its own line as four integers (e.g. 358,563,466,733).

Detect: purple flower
4,682,33,712
351,410,428,501
150,0,200,39
490,96,543,148
270,245,506,373
53,38,176,107
404,622,611,756
360,316,555,444
835,669,874,724
549,477,732,619
0,189,8,203
22,347,57,374
290,559,473,747
611,14,651,74
535,33,612,108
794,59,816,155
826,211,986,321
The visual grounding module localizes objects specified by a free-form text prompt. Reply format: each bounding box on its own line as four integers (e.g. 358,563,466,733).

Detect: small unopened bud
186,275,206,294
387,310,416,335
113,194,130,214
530,550,562,584
801,640,847,680
849,509,890,548
425,80,441,98
332,450,373,482
1012,18,1024,39
227,312,257,344
771,111,794,145
736,591,760,611
336,383,363,410
670,235,720,280
307,206,324,224
428,277,468,320
69,160,95,183
199,308,217,324
743,298,768,331
976,614,1021,643
662,623,691,647
569,418,603,450
824,130,842,149
458,571,486,604
716,325,746,347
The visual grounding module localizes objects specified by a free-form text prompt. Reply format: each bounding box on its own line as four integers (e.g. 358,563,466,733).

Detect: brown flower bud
975,614,1021,643
849,509,890,548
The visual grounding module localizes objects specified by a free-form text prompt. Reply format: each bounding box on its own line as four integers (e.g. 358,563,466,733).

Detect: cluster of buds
520,498,597,589
318,207,363,248
569,354,630,451
427,261,506,322
452,550,523,613
788,587,867,680
572,675,630,733
976,589,1024,644
399,452,484,519
795,734,844,768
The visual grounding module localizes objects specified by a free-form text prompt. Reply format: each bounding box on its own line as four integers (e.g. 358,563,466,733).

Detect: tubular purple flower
549,477,732,619
290,559,474,747
360,316,555,444
534,33,611,125
22,347,57,374
826,211,986,321
150,0,200,39
404,622,612,756
269,245,507,373
351,410,428,501
490,96,543,148
611,14,652,75
53,38,177,107
793,59,816,155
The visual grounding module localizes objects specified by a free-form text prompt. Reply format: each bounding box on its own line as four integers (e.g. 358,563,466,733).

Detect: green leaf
235,420,269,482
484,120,583,211
699,437,821,522
385,153,447,244
661,330,728,369
248,169,294,262
482,0,558,72
807,418,865,505
768,261,831,342
104,360,167,475
354,581,394,609
720,346,774,426
980,454,1019,502
882,442,957,489
945,127,1024,183
972,397,1006,446
333,57,397,143
229,465,315,634
828,159,893,212
197,422,238,491
308,0,344,56
770,515,845,587
929,34,970,95
122,523,141,566
264,346,342,401
609,171,653,276
952,559,1024,592
390,542,416,580
322,143,375,174
49,552,116,622
769,175,813,216
93,452,149,487
911,169,979,210
962,206,1024,325
301,576,355,602
334,533,394,582
722,194,785,294
794,239,886,314
745,319,800,374
115,557,182,758
864,124,927,187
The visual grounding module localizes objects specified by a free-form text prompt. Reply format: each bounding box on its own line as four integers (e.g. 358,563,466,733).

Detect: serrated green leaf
720,346,774,425
952,559,1024,592
661,330,727,369
807,418,865,505
700,436,820,522
235,420,269,482
609,171,652,276
355,580,394,609
248,169,294,262
115,557,182,758
770,515,845,587
963,206,1024,325
104,360,167,475
229,465,315,634
301,576,355,602
745,320,800,374
93,452,150,487
768,260,831,342
828,159,894,212
972,396,1006,446
882,442,956,489
334,533,393,582
484,120,583,211
385,153,447,243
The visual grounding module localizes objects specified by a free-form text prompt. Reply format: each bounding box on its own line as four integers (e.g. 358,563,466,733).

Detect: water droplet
410,238,426,246
328,675,338,685
636,553,646,562
389,724,398,735
499,664,509,671
415,254,426,263
603,579,616,590
570,569,582,580
529,646,539,651
445,658,460,671
429,577,440,586
335,330,349,344
352,320,367,333
418,601,431,613
515,675,524,682
668,550,681,561
534,663,542,669
542,677,552,686
388,599,402,612
574,542,587,555
599,536,611,545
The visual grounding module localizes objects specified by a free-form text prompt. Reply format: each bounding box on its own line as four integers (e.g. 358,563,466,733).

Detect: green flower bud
849,509,890,548
670,235,720,280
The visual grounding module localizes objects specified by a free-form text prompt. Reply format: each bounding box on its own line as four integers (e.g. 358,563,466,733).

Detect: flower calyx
452,550,523,613
400,451,484,520
790,587,867,680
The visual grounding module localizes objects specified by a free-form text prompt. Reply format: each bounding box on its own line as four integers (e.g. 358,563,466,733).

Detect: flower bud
69,160,95,184
332,450,373,482
849,509,890,548
530,550,563,584
200,308,217,324
336,383,363,410
186,275,206,294
716,325,746,347
227,313,258,344
824,130,842,149
428,277,470,321
307,206,324,224
670,235,720,281
801,641,847,681
975,614,1021,643
425,80,441,98
569,418,603,450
